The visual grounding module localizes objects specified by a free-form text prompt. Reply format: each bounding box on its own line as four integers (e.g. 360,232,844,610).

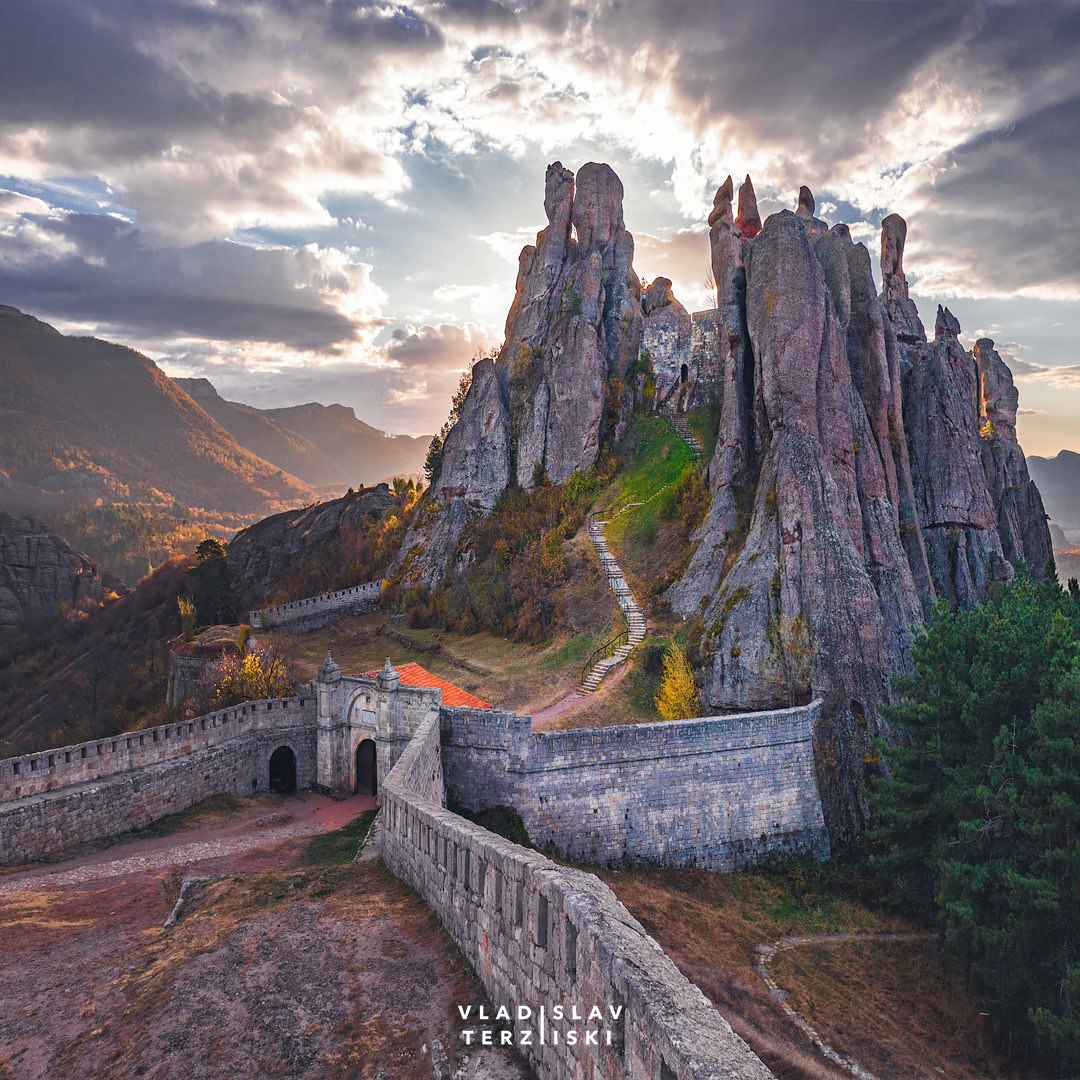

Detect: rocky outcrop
735,175,761,239
228,484,397,603
974,338,1054,576
0,514,108,632
668,192,1051,838
394,161,645,588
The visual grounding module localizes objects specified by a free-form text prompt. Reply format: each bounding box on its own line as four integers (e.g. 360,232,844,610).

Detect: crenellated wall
250,579,382,630
381,713,774,1080
441,702,829,870
0,696,314,802
0,703,316,864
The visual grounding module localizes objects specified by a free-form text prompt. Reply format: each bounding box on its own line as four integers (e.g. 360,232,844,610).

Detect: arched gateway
268,746,296,794
356,739,377,797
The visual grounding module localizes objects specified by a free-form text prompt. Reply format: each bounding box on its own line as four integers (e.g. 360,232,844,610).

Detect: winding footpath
754,931,935,1080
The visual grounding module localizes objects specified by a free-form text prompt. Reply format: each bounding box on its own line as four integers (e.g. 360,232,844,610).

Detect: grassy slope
607,868,1007,1080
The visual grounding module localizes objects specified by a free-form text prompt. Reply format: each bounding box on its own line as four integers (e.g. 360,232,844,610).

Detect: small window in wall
463,849,471,891
515,883,524,928
80,748,87,760
64,752,71,763
30,760,37,772
12,763,19,776
537,895,548,948
48,755,55,768
494,870,503,915
477,859,486,898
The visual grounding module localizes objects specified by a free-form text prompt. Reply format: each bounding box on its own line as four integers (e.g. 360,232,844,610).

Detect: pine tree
655,640,700,721
872,571,1080,1070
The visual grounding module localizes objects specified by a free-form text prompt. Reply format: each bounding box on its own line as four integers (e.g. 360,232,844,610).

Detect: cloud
1,0,1079,438
0,198,386,350
1019,407,1047,416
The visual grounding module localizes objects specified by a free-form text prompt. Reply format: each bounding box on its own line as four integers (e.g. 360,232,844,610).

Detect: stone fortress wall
250,578,382,630
0,696,316,864
441,702,829,870
381,712,774,1080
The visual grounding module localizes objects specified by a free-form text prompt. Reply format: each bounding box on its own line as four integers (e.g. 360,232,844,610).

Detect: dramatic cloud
0,0,1077,445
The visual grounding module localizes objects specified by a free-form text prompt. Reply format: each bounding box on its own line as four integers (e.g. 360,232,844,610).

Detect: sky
0,0,1078,456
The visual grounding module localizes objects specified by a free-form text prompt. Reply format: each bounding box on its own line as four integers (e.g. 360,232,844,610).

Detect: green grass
542,632,600,669
299,809,377,866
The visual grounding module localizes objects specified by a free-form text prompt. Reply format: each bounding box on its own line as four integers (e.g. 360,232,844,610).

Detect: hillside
0,306,315,515
1028,449,1080,537
176,380,429,491
261,400,429,486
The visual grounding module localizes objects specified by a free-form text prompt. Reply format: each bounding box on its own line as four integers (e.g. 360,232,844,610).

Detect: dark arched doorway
356,739,377,797
680,363,689,385
268,746,296,794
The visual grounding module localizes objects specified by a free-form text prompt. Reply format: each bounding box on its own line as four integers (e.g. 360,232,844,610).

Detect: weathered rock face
394,160,645,588
507,160,643,486
671,209,924,834
670,195,1051,838
228,484,397,603
0,514,107,632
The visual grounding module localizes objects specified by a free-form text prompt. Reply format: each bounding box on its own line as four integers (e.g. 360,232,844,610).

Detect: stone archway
680,362,689,385
356,739,377,797
268,745,297,794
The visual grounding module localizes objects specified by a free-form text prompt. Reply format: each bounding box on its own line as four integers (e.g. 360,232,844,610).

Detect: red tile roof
364,661,490,709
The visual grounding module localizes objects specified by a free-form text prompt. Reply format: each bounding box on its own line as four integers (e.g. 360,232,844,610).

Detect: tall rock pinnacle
735,175,761,239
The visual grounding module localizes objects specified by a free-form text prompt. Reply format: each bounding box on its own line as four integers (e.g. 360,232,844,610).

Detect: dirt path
754,932,935,1080
529,660,632,729
0,793,530,1080
0,793,374,897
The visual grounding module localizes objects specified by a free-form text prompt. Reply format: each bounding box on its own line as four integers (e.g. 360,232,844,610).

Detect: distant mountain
0,305,315,514
1028,451,1080,538
176,379,429,490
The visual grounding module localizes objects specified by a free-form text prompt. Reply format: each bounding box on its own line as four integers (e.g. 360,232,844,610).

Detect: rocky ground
0,794,530,1080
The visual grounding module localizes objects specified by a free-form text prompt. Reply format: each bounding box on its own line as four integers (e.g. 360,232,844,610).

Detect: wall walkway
381,712,775,1080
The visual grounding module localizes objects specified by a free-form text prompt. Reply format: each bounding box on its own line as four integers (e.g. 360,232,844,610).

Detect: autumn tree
212,644,293,708
655,640,700,721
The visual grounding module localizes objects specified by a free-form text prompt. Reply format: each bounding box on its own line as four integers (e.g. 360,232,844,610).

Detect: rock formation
394,161,645,587
391,159,1052,840
228,484,397,604
669,190,1051,836
0,514,110,632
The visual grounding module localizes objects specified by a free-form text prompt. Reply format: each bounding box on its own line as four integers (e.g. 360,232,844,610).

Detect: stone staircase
579,514,647,694
669,413,702,459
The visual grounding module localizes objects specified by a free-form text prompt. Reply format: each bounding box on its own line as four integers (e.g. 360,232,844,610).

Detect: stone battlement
381,712,773,1080
0,695,313,802
442,702,829,871
250,579,382,630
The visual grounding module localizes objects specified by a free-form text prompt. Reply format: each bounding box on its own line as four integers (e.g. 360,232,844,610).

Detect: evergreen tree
188,538,240,626
872,571,1080,1071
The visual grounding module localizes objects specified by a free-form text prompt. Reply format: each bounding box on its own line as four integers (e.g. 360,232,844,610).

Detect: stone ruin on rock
392,159,1053,843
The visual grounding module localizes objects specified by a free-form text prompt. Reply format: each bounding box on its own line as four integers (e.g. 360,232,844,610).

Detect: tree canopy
872,566,1080,1073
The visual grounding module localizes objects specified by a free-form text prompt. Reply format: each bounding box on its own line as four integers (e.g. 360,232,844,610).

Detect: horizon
1,0,1078,455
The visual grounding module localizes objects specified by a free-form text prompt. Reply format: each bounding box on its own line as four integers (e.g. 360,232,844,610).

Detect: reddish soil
0,794,528,1080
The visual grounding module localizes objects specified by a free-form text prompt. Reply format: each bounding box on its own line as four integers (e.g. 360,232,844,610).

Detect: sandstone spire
735,175,761,239
708,175,734,229
796,185,815,218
